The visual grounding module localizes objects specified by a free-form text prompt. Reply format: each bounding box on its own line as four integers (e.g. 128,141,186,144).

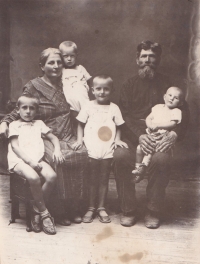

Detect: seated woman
0,48,88,226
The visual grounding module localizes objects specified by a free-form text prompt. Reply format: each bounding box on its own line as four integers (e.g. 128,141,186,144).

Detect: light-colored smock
77,101,124,159
8,119,51,171
146,104,182,136
62,65,92,112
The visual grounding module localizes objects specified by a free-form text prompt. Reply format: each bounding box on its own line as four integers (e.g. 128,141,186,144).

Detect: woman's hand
114,140,128,149
155,131,177,153
139,134,156,155
53,150,65,164
71,140,83,151
28,160,43,172
0,122,9,139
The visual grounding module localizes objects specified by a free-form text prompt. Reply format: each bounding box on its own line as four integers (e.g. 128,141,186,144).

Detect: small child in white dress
72,75,128,223
59,41,92,113
8,94,65,235
132,87,183,183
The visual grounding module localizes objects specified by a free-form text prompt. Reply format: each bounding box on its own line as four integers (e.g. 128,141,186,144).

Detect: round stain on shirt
98,126,112,141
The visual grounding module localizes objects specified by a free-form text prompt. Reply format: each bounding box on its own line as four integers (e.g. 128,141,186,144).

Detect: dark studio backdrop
0,0,199,179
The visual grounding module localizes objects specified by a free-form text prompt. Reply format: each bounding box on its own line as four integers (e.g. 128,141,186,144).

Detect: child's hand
29,160,43,172
53,150,65,164
71,140,83,151
114,140,128,149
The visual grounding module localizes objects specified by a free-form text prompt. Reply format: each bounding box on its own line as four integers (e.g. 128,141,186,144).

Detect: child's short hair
59,41,78,53
17,94,40,109
93,75,114,88
167,86,184,101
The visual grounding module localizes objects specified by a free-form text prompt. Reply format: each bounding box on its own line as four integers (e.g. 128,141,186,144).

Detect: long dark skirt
44,137,88,213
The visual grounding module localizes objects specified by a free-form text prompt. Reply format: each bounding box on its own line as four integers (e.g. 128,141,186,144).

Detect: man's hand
155,131,177,153
0,122,9,139
139,134,156,155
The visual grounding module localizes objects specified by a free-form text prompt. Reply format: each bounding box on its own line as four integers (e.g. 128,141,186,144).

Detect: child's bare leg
14,162,56,235
96,159,112,223
83,158,99,220
39,161,57,203
13,162,46,212
132,145,148,183
97,159,112,209
88,158,99,208
135,145,144,164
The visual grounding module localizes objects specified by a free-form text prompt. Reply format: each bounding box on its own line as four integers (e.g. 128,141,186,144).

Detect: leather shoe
56,216,71,226
31,211,42,233
71,212,82,224
120,211,137,227
144,210,160,229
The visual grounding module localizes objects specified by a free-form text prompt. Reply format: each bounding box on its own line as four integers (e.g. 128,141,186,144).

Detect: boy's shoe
82,207,96,223
144,210,160,229
41,212,56,235
96,207,111,223
132,164,147,183
31,210,42,233
120,211,137,227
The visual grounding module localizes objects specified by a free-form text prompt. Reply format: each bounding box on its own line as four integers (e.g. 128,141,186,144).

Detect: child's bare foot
132,164,147,183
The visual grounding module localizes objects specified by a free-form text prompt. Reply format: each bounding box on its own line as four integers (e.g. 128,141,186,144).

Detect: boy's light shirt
7,119,51,171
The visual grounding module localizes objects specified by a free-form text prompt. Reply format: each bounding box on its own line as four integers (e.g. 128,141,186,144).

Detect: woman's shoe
56,216,71,226
41,212,56,235
82,207,96,223
31,210,42,233
96,207,111,223
71,212,82,224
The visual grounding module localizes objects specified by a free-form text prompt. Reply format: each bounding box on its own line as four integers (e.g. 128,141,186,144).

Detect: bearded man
113,40,189,228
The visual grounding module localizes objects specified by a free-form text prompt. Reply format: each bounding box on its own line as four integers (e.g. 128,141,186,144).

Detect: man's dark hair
137,40,162,58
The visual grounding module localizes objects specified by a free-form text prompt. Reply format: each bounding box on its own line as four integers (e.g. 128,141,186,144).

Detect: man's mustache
140,64,156,69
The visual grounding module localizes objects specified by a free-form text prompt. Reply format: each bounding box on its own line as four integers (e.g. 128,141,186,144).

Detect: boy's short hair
59,41,78,53
93,75,114,88
17,94,40,109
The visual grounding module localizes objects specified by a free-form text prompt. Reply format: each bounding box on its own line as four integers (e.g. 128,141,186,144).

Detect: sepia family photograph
0,0,200,263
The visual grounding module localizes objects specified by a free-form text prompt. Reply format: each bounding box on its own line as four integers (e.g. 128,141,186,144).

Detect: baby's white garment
149,104,182,134
62,65,91,112
7,119,51,171
77,101,124,159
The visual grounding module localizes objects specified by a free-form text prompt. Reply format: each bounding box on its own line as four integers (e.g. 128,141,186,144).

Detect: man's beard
138,65,156,79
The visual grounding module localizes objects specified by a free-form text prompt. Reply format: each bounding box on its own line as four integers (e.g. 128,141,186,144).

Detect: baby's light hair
166,86,184,101
59,41,78,53
17,94,40,110
93,75,114,89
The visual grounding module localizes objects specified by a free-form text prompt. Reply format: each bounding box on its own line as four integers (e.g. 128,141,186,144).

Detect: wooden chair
9,173,33,232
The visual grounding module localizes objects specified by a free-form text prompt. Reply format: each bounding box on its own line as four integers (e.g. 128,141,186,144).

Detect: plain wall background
9,0,191,101
1,0,199,177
